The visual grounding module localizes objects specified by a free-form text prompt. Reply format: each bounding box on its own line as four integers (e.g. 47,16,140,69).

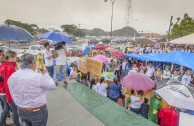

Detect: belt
18,104,46,111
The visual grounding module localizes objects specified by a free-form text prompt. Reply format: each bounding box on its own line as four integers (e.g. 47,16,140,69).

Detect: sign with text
86,58,103,76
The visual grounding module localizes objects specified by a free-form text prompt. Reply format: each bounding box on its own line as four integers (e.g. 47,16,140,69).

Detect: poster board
179,112,194,126
86,58,103,76
78,58,87,73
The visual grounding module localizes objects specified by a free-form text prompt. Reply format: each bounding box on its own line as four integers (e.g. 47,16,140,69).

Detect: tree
170,13,194,39
61,24,85,37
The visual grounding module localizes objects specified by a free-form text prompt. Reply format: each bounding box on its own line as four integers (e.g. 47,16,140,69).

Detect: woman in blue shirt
108,77,121,103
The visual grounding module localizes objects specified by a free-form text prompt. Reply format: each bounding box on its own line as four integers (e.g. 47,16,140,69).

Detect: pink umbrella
111,50,123,57
94,55,109,64
121,73,155,91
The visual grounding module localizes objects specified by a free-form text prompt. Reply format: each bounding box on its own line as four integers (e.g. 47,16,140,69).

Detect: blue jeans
17,105,48,126
46,66,54,78
0,96,20,126
130,107,140,114
121,70,128,79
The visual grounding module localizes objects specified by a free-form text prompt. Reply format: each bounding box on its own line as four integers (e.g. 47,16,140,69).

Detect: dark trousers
0,96,20,126
130,107,140,114
17,105,48,126
115,70,121,81
46,66,54,78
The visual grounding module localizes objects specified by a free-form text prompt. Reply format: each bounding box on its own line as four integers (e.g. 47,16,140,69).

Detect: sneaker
64,80,68,85
55,80,58,86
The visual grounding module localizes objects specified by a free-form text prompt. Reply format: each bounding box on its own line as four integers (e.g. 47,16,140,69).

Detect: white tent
170,33,194,45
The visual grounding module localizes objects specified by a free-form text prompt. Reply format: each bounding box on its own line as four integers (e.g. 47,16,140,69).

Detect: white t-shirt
122,61,127,70
146,66,155,77
162,70,171,79
130,95,142,109
92,85,98,92
96,82,108,97
56,49,66,65
44,50,54,67
181,74,192,85
70,70,77,78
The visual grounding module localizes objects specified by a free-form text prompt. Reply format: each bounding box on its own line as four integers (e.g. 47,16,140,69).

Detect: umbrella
155,81,194,110
100,72,116,81
0,24,34,48
128,48,136,53
105,47,115,52
82,46,92,56
111,50,123,57
39,32,71,43
94,55,109,64
121,73,155,91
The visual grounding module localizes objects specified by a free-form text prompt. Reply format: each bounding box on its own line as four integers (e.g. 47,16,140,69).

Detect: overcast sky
0,0,194,34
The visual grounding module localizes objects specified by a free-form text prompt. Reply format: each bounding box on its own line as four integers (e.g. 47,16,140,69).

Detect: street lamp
104,0,116,44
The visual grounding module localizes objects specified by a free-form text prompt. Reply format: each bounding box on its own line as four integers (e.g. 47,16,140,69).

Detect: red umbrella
111,50,123,57
121,73,155,91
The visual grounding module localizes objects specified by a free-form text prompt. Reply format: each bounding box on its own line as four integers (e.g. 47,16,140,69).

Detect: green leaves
170,14,194,40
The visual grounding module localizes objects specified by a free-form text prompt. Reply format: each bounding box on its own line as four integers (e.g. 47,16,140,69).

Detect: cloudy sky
0,0,194,34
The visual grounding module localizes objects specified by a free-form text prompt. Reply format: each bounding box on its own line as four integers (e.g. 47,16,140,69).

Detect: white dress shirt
8,69,56,108
44,50,54,67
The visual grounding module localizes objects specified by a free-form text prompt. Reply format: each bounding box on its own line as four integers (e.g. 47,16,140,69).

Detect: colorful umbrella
39,32,71,43
94,55,109,64
121,73,155,91
111,50,123,57
155,81,194,110
82,46,92,56
100,72,116,81
128,48,136,53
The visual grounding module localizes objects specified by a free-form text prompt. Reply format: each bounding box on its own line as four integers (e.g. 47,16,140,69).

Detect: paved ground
47,81,105,126
1,81,105,126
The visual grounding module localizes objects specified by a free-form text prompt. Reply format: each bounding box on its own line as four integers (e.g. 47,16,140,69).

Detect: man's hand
41,68,48,75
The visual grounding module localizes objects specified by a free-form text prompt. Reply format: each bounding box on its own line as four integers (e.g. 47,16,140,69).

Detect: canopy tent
170,33,194,45
124,52,194,70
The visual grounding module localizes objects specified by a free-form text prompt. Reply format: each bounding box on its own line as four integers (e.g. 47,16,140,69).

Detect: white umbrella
156,84,194,110
170,33,194,45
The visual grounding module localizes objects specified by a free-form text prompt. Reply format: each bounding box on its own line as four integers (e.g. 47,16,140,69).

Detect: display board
78,58,87,73
86,58,103,76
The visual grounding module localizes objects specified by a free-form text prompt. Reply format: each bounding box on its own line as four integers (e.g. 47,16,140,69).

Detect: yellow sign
86,58,103,76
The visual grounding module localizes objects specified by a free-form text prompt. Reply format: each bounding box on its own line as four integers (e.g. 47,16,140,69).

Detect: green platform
67,82,158,126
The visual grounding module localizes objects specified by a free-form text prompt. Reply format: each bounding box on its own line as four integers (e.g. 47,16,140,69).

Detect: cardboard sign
78,58,87,73
86,58,103,76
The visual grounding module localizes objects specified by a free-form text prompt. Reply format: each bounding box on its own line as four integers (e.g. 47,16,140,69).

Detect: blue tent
124,52,194,69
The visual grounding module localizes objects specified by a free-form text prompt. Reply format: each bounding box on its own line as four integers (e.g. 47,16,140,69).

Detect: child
90,78,97,92
69,65,77,80
36,53,44,71
81,73,88,86
140,98,149,119
76,70,82,82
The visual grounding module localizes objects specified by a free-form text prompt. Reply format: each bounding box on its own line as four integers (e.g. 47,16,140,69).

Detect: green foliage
61,24,85,37
112,27,138,36
170,13,194,40
4,19,49,35
89,28,108,36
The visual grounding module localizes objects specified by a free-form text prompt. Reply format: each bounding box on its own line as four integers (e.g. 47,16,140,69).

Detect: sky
0,0,194,34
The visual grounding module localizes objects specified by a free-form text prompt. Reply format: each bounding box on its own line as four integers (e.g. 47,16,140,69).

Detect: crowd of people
0,40,193,126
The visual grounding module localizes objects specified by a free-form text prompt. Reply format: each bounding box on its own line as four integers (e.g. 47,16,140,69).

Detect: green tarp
67,82,158,126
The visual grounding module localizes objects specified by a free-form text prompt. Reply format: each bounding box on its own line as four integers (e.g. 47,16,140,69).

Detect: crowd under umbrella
0,24,34,49
121,73,155,91
155,81,194,110
94,55,109,64
110,50,123,57
39,31,71,43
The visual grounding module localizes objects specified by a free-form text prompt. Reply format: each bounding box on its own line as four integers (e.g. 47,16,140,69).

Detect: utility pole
167,16,173,42
104,0,116,44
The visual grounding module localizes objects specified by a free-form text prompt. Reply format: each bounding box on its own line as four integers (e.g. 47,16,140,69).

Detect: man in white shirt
53,42,69,85
8,54,56,126
44,42,54,78
145,62,155,78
